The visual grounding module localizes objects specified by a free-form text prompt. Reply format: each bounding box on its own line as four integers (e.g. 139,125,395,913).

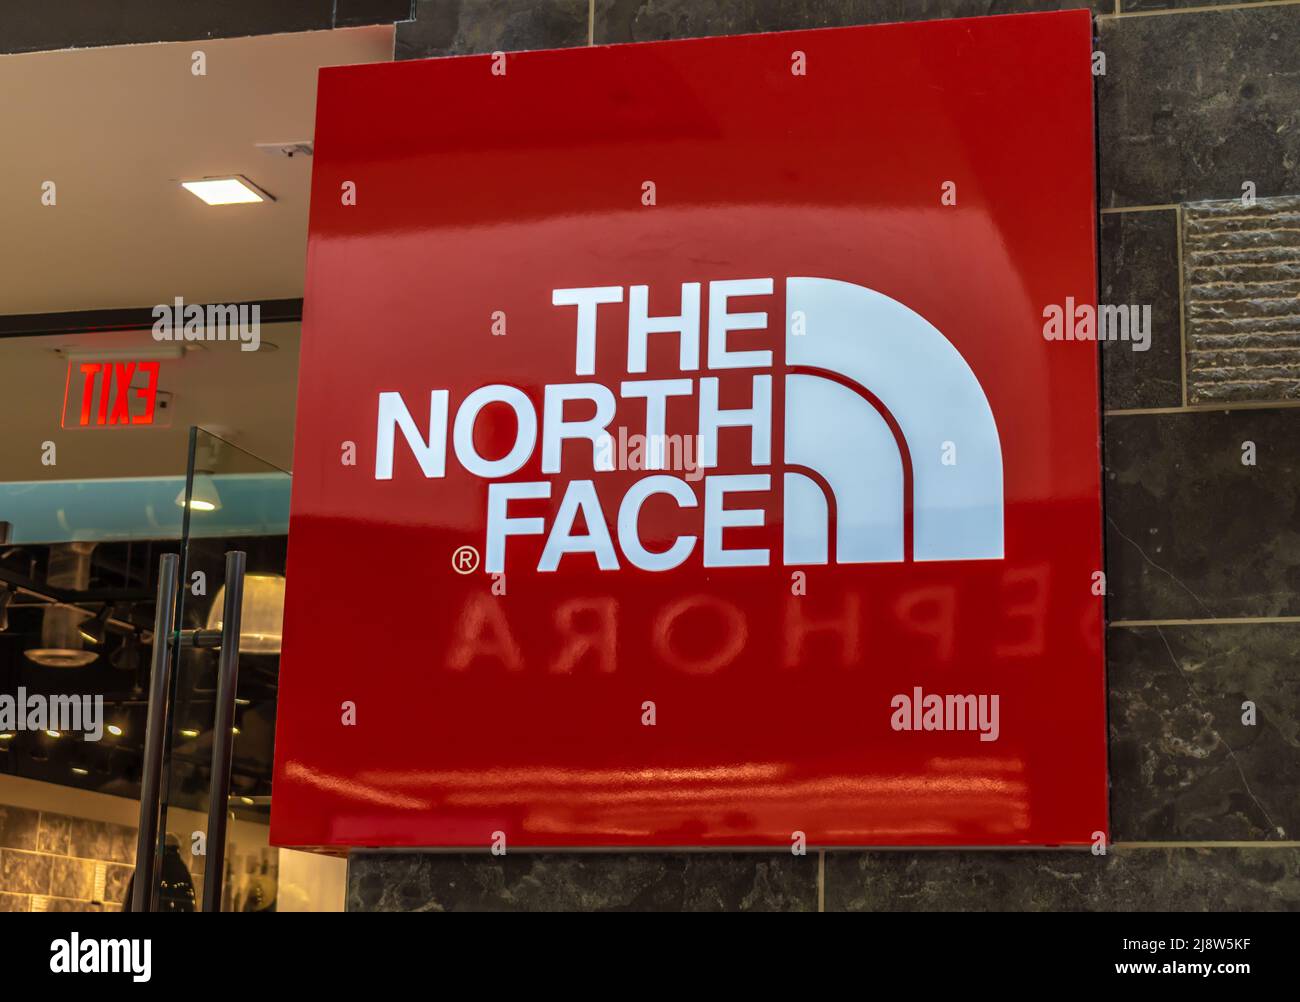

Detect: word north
890,687,1000,742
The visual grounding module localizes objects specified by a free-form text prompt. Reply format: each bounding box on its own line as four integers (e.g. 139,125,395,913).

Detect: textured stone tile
48,857,95,899
1103,408,1300,620
68,818,136,866
596,0,1108,43
0,805,39,851
1100,209,1184,410
1098,6,1300,207
347,851,818,911
397,0,589,59
1183,196,1300,404
37,813,71,855
824,846,1300,910
1108,624,1299,841
0,849,52,895
0,892,28,911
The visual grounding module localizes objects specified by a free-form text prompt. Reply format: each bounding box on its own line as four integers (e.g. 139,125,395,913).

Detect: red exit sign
61,360,170,428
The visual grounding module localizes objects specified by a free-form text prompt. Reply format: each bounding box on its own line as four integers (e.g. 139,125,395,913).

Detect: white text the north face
374,277,1004,573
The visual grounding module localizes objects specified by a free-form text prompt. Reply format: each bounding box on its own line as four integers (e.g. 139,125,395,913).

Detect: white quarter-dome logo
784,277,1003,564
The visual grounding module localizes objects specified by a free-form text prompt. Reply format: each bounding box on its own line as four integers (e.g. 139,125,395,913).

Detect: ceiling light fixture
26,605,99,668
175,471,222,513
180,175,273,206
207,573,285,655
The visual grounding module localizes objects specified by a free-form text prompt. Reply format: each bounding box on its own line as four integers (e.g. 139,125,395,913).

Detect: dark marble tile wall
1095,0,1300,888
0,803,134,912
1108,624,1299,841
594,0,1109,44
0,0,410,54
1103,408,1300,621
348,851,818,911
1099,210,1184,410
396,0,589,59
349,845,1300,911
356,0,1300,911
1097,6,1300,207
391,0,1112,59
824,847,1300,910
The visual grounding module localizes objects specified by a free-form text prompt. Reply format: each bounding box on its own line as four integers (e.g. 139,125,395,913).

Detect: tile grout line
1100,204,1179,214
1098,0,1300,19
588,0,595,46
818,850,825,912
1112,616,1300,627
1105,399,1300,415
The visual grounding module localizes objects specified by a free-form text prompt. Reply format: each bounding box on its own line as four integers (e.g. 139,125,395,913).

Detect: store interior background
0,23,398,913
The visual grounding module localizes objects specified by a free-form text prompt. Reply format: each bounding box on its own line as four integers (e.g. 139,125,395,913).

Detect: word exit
61,360,167,428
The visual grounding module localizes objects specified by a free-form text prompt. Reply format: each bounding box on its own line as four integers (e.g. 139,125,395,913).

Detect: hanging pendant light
206,573,286,655
175,471,223,512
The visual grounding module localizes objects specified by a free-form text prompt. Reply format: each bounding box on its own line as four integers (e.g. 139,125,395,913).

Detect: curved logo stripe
784,372,904,564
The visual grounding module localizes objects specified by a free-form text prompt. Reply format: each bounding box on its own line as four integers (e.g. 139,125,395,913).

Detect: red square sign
273,11,1106,848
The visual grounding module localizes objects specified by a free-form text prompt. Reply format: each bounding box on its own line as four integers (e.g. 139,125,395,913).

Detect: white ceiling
0,26,394,315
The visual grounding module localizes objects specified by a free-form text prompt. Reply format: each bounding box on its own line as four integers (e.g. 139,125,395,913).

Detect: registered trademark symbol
452,545,480,574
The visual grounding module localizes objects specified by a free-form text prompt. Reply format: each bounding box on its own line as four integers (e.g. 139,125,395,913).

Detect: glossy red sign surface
273,11,1106,848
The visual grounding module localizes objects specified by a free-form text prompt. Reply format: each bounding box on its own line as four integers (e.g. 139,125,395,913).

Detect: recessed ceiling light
180,176,272,206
